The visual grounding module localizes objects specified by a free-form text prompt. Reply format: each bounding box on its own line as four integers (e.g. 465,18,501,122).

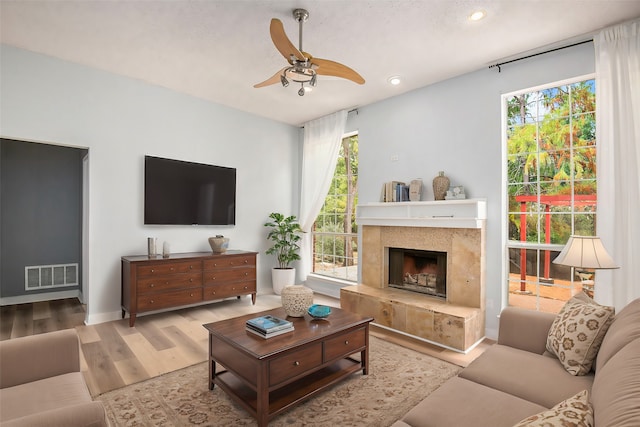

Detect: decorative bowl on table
307,304,331,319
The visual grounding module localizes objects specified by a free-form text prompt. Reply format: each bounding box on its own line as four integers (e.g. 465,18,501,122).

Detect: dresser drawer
137,261,200,277
323,328,366,362
203,268,256,285
203,282,256,301
137,272,202,294
269,342,322,386
203,255,255,270
137,288,203,311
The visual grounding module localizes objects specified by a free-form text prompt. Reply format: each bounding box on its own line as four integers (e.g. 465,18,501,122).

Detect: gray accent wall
1,139,86,297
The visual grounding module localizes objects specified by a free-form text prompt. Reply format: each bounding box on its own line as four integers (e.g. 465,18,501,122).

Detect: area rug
97,336,460,426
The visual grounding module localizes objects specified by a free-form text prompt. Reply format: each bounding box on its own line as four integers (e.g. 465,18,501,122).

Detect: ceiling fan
254,8,365,96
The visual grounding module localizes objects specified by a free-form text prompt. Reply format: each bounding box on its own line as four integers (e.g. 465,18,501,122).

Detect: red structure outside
514,194,597,291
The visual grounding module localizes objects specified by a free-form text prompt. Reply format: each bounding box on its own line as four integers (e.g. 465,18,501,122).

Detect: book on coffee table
245,324,294,339
246,315,293,333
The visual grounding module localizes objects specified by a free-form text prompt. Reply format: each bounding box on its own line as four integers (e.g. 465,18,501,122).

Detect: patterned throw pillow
512,390,593,427
546,292,615,375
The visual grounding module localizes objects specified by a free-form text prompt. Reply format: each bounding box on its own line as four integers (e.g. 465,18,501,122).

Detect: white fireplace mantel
356,199,486,229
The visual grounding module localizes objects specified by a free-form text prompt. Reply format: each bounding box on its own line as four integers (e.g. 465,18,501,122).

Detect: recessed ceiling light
468,10,486,21
388,76,401,85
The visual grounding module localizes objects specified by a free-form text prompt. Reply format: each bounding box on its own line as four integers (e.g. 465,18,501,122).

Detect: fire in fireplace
388,248,447,298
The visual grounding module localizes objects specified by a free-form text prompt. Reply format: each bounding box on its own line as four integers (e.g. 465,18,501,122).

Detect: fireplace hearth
388,248,447,298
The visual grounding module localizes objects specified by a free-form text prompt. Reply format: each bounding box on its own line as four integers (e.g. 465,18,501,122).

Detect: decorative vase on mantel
432,171,450,201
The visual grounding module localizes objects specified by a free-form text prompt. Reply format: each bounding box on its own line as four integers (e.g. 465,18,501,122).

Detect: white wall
347,42,595,339
0,46,300,324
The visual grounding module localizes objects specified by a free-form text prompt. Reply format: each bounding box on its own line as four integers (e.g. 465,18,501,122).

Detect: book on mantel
245,315,293,333
245,324,294,339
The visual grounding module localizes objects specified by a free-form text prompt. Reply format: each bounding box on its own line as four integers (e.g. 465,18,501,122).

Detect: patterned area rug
98,336,460,426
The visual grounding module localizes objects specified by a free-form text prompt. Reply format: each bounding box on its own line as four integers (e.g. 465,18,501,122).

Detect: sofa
0,329,109,427
393,294,640,427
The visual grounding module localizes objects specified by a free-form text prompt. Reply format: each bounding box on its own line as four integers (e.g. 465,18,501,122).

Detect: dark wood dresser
121,250,257,327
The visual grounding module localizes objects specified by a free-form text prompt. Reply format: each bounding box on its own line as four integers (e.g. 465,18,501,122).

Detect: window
312,133,358,282
505,77,596,313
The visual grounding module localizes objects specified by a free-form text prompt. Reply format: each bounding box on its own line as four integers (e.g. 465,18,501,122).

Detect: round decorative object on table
432,171,450,201
281,285,314,317
307,304,332,319
208,235,229,253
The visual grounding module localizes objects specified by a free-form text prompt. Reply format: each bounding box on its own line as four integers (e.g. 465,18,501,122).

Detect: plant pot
271,268,296,295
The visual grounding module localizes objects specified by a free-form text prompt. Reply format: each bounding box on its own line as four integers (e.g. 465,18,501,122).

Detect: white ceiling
2,1,639,126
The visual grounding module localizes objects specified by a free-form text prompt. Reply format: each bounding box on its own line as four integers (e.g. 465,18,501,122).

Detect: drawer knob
244,272,248,276
165,281,169,285
189,278,193,282
149,283,155,288
293,361,300,366
244,260,248,264
150,300,154,304
344,340,349,345
151,269,155,273
170,267,174,271
243,286,247,290
190,293,194,297
190,265,193,269
212,291,216,295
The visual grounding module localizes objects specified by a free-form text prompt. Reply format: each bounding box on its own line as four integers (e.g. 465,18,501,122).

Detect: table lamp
553,235,619,297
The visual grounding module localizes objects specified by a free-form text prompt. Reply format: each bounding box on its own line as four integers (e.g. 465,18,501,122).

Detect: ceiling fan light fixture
280,74,289,87
285,67,314,83
388,76,401,85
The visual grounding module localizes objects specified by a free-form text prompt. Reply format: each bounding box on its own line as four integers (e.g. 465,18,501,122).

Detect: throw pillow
546,292,615,375
512,390,593,427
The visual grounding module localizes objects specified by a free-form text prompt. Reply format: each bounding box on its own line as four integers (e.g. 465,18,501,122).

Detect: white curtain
298,110,348,279
594,19,640,310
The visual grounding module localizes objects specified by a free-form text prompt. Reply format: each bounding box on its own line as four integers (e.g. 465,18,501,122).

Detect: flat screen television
144,155,236,225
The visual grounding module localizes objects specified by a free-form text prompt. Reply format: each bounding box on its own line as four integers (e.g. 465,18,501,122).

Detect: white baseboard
85,310,123,325
0,290,81,306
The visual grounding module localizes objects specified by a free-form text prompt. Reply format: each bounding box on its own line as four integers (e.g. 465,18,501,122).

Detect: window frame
501,73,596,312
310,132,359,284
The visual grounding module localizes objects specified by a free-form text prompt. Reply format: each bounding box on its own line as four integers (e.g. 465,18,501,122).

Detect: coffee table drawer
323,328,366,362
269,342,322,386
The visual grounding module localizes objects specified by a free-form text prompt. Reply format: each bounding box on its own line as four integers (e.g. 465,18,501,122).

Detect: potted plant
264,212,303,295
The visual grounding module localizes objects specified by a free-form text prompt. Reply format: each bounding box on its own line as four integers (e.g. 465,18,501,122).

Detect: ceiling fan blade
270,18,306,63
312,58,365,85
253,67,287,88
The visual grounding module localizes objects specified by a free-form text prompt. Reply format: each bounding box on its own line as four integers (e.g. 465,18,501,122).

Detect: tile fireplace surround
340,200,486,352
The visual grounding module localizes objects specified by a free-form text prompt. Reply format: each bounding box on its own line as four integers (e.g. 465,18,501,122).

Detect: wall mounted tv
144,155,236,226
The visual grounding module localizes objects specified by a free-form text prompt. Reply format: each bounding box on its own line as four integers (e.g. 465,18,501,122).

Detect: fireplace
340,200,487,352
388,248,447,298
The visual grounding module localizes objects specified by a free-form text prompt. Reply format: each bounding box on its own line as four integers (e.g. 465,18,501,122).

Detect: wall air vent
24,263,78,290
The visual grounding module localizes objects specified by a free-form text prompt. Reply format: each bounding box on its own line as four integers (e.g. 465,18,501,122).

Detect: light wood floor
1,294,492,397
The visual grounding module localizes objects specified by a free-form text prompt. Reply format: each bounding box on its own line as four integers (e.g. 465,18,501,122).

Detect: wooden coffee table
203,307,373,426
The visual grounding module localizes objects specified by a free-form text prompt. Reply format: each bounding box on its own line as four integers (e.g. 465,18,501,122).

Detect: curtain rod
489,39,593,73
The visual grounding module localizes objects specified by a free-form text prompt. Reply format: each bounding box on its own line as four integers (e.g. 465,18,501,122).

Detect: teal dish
308,304,331,319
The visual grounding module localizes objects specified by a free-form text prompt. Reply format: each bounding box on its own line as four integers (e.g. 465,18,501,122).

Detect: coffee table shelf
214,357,362,417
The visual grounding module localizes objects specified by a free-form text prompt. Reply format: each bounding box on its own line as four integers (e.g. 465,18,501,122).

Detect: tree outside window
312,134,358,281
506,78,596,312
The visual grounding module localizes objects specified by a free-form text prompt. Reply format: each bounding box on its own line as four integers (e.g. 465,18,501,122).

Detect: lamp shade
553,235,619,269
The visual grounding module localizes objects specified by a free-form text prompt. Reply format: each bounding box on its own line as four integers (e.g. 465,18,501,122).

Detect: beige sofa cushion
545,292,614,375
0,372,93,422
595,297,640,371
591,337,640,427
511,390,593,427
460,344,593,408
398,377,547,427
